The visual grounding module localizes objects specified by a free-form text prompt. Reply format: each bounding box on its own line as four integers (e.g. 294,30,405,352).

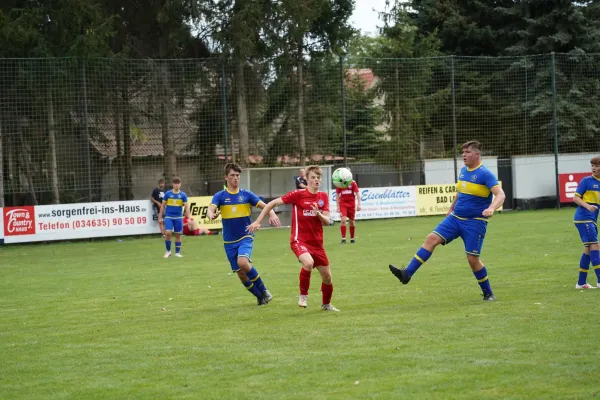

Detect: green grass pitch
1,208,599,399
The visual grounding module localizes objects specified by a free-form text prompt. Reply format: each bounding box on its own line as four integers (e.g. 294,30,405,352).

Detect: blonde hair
304,165,322,179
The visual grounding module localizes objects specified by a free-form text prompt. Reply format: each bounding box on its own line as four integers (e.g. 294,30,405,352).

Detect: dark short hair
462,140,482,152
225,163,242,175
172,176,181,184
591,156,600,165
158,178,165,184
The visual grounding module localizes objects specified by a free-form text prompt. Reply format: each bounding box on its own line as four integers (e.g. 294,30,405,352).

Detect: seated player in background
158,176,191,258
572,156,600,289
247,165,339,311
182,216,218,236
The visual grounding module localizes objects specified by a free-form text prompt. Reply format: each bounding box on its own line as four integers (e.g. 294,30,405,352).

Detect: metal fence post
339,54,347,166
82,62,92,202
451,56,458,182
221,61,228,163
551,52,560,209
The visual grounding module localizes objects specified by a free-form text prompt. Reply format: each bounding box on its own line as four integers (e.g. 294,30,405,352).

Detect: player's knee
237,258,251,271
301,260,314,270
424,233,442,249
466,255,482,270
322,274,332,285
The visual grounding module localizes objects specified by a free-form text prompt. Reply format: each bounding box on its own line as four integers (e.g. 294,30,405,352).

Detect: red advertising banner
558,173,589,203
3,206,36,236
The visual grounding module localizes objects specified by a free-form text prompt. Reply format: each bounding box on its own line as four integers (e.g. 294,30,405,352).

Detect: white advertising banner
329,186,417,221
2,200,160,244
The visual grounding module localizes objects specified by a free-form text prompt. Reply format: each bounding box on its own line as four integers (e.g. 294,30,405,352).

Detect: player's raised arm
256,200,281,227
247,197,284,233
482,186,506,217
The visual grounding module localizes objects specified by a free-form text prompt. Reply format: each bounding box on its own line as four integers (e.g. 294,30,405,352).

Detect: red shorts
291,241,329,268
183,227,199,236
339,204,356,220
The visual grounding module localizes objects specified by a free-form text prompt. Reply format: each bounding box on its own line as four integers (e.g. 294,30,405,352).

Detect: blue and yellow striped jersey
211,188,262,243
574,175,600,223
162,190,188,218
453,164,499,220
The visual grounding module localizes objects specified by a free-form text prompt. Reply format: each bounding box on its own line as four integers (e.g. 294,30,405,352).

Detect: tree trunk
297,41,306,166
122,85,134,200
235,61,249,167
0,118,4,207
47,87,60,204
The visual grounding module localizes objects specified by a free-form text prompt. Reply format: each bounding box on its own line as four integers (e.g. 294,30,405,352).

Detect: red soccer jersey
336,181,359,208
281,189,329,246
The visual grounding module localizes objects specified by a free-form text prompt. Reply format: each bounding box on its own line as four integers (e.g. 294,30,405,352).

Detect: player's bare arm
184,202,192,220
151,197,161,208
356,194,361,212
158,202,166,223
311,203,331,226
482,186,506,217
247,198,284,233
573,195,599,212
257,201,281,227
446,193,459,216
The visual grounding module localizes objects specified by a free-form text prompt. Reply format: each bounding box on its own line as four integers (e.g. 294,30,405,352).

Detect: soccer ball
332,167,353,189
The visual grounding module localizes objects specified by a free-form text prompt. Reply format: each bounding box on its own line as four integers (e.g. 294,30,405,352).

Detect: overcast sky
350,0,390,36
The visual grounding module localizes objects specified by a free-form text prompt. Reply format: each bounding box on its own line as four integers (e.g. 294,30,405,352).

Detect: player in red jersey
247,165,339,311
336,179,361,244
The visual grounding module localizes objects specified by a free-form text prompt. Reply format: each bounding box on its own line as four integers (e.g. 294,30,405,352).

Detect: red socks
299,268,311,295
350,226,355,239
340,225,346,239
321,282,333,305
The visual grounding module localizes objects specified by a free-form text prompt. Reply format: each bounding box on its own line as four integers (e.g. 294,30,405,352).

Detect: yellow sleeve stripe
210,203,218,207
574,193,582,198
